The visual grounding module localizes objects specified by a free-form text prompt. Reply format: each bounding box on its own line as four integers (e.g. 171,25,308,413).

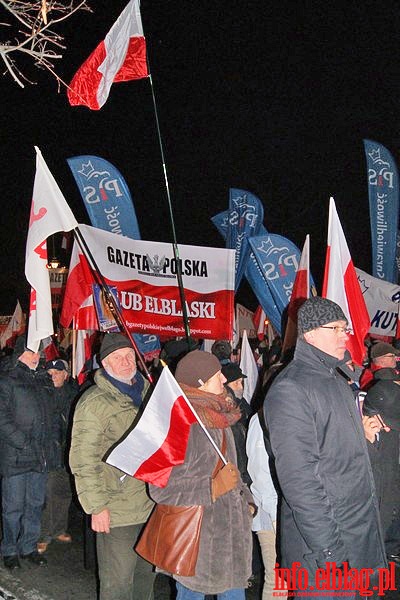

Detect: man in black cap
264,297,387,599
69,333,155,600
37,359,79,554
360,341,400,390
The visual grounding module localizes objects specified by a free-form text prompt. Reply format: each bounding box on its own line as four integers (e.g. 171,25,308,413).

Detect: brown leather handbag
135,431,226,577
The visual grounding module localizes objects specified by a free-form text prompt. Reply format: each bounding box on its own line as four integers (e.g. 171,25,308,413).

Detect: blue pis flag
248,233,303,315
67,155,141,239
68,155,160,359
226,189,264,292
211,209,282,333
363,140,399,283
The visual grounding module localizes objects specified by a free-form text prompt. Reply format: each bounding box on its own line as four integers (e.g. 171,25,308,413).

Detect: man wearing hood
264,297,386,599
363,365,400,564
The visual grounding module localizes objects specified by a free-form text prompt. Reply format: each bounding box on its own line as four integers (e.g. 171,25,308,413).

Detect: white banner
236,303,257,338
356,267,400,336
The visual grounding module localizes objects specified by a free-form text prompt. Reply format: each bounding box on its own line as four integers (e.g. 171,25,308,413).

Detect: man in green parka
70,333,154,600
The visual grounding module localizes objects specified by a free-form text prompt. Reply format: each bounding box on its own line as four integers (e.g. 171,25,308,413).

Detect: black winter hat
221,362,247,384
297,297,347,335
45,359,69,372
99,333,133,362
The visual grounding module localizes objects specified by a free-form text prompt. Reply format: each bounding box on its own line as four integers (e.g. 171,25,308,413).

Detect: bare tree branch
0,1,91,87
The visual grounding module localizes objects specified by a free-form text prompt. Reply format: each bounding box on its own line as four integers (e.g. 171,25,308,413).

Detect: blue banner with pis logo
67,155,141,240
363,139,399,284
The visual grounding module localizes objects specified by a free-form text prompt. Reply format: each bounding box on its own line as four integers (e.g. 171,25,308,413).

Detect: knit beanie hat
99,333,133,362
175,350,221,388
297,297,347,335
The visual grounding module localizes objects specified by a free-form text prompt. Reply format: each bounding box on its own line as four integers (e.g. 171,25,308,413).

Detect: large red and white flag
106,366,198,487
68,0,148,110
322,198,370,366
0,301,26,349
282,235,310,354
25,147,78,352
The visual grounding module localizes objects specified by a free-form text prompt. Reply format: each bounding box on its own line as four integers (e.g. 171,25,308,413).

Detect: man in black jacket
0,341,56,570
265,297,387,599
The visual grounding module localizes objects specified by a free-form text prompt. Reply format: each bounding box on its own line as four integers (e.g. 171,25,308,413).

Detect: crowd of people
0,296,399,600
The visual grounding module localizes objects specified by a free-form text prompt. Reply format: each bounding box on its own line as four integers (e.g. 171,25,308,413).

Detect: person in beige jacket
69,333,155,600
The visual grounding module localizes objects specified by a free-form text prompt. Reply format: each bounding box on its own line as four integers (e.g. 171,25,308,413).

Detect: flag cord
147,72,193,349
73,226,154,384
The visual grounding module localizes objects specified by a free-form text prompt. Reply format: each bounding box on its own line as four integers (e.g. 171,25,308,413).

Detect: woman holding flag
148,349,254,600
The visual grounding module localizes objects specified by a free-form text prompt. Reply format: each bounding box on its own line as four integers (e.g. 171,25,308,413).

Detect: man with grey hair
69,333,155,600
264,297,387,599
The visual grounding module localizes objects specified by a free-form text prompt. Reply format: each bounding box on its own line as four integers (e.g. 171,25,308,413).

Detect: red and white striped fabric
322,198,370,366
253,305,267,341
60,240,98,330
75,329,97,384
0,301,26,349
106,366,198,487
68,0,148,110
25,148,78,352
282,234,310,354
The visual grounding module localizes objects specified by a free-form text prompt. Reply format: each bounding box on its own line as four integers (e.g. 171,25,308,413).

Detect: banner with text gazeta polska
363,140,399,283
70,225,235,340
211,211,282,333
249,234,302,314
67,156,141,240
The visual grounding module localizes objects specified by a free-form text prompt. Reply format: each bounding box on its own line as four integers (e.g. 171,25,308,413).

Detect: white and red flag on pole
75,329,97,385
0,301,26,349
60,241,98,330
68,0,148,110
322,197,370,366
25,147,78,352
282,234,310,354
106,366,199,487
253,305,267,341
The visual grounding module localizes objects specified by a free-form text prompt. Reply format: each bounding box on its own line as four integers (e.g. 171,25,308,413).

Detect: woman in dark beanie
148,350,254,600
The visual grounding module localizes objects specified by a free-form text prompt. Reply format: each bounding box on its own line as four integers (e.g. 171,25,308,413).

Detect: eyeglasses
319,326,352,335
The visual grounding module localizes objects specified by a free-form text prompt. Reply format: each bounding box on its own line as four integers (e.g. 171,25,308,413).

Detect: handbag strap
212,429,227,477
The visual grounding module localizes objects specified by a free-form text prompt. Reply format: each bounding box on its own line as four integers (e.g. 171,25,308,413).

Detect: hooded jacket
265,339,386,583
69,369,153,527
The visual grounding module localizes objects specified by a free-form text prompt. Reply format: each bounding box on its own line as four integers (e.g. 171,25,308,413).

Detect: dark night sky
1,1,400,315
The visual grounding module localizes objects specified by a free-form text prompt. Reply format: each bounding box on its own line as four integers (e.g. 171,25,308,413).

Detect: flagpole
145,67,193,349
73,226,154,384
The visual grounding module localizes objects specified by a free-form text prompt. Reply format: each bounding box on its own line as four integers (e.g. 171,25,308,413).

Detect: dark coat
0,362,58,476
264,339,386,582
364,371,400,543
149,411,253,594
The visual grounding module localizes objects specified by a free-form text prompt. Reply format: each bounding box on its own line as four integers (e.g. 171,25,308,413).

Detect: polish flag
41,336,59,361
322,198,370,366
60,241,98,330
0,301,26,349
282,235,310,354
68,0,148,110
106,366,198,487
75,329,97,384
26,148,78,352
253,305,267,341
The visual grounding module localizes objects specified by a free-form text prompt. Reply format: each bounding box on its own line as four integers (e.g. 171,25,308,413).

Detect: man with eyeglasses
264,297,387,599
360,342,400,390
